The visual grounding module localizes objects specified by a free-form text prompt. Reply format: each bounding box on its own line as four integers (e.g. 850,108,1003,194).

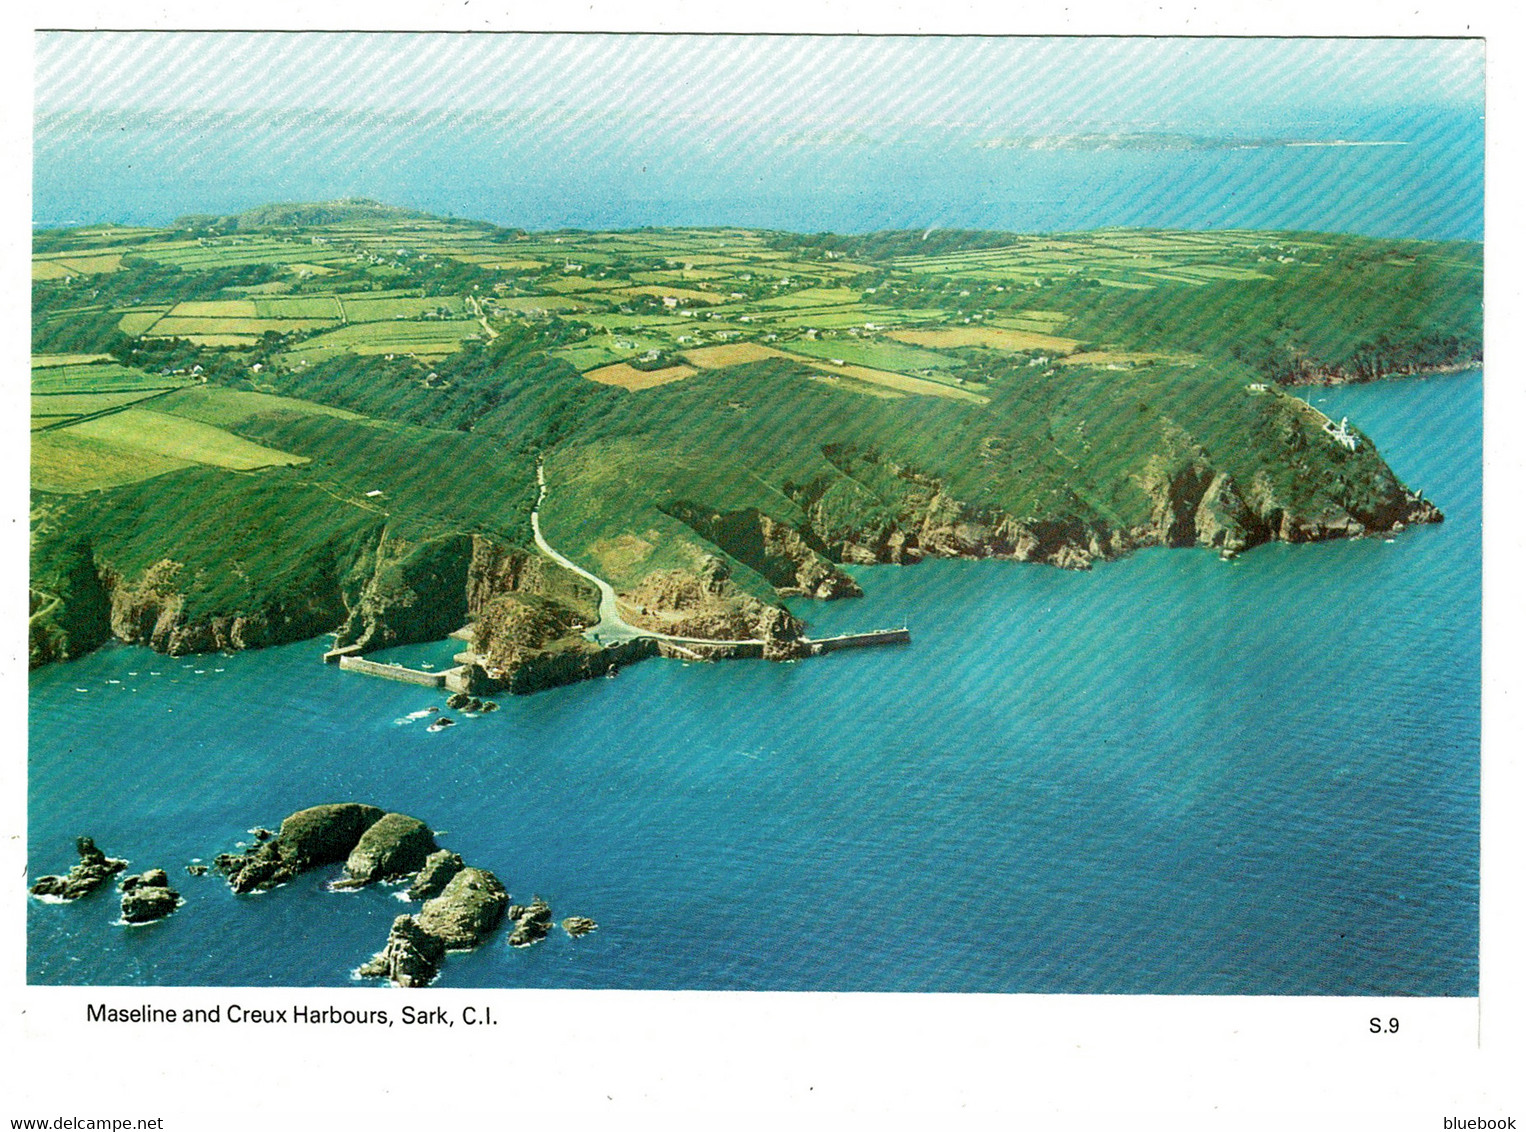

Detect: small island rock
217,803,385,893
30,836,128,901
344,813,437,885
561,916,597,938
417,867,508,950
507,897,553,948
358,914,447,988
406,849,464,901
119,870,181,923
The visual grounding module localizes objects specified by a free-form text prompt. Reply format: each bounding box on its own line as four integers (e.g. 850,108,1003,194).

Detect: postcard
8,13,1518,1125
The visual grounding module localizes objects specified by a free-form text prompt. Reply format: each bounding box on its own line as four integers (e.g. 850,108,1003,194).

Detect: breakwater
805,628,911,655
338,655,469,691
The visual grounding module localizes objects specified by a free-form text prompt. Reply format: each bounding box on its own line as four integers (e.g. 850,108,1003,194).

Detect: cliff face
100,557,348,656
751,403,1442,574
662,503,862,599
621,553,805,641
27,524,601,672
800,457,1438,572
335,531,475,652
1279,358,1481,388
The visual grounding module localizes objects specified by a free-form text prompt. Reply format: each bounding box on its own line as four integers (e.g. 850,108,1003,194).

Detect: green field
339,295,466,321
783,336,960,372
32,429,194,493
754,286,862,309
282,320,483,359
772,307,942,329
64,408,308,470
150,316,338,336
31,362,185,394
31,390,170,418
254,296,345,319
152,385,364,428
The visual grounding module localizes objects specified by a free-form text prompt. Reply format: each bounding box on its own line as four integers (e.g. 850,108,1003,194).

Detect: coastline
1278,359,1482,387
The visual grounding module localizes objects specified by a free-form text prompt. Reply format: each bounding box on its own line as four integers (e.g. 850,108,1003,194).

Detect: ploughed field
29,201,1481,677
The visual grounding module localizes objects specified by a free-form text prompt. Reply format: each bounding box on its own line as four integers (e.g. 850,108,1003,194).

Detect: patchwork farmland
30,200,1481,507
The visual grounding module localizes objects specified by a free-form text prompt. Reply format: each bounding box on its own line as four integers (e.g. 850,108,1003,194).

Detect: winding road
531,461,763,648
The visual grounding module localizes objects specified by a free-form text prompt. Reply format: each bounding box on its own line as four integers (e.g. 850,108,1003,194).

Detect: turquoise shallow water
27,370,1480,993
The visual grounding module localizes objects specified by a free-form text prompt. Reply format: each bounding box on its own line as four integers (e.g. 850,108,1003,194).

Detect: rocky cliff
27,522,603,673
620,553,806,641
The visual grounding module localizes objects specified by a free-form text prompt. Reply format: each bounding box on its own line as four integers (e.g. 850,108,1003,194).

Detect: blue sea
27,368,1481,994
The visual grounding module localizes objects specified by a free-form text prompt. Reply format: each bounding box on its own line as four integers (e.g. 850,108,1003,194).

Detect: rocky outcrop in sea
341,813,437,886
29,837,128,901
119,869,181,924
506,897,553,948
215,803,385,893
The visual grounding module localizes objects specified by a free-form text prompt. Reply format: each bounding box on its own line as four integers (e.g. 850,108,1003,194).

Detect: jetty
334,654,477,693
803,628,911,654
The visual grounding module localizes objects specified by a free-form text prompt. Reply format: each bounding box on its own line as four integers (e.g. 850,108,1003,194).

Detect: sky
30,34,1486,234
37,34,1482,128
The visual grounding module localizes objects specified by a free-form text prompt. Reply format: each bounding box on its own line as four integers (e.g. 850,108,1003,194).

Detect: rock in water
417,868,508,949
119,870,181,923
507,897,553,948
276,803,386,867
344,813,437,885
216,803,385,893
561,916,597,938
29,836,129,900
406,850,465,900
358,915,447,988
446,692,470,710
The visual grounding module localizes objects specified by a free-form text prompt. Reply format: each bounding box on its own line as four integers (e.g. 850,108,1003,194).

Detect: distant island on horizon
30,199,1482,696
